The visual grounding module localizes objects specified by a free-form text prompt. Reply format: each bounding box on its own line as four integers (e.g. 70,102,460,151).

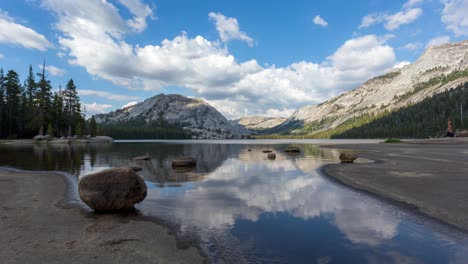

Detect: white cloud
38,64,67,76
122,101,138,109
0,10,52,51
403,0,423,9
78,89,140,101
83,102,113,115
394,61,411,69
43,1,396,119
384,8,422,30
117,0,154,32
208,12,254,46
441,0,468,37
0,53,4,59
401,42,422,50
426,35,451,48
359,1,423,31
313,15,328,27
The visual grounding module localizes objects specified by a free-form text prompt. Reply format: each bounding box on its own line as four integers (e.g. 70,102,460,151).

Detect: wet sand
322,141,468,231
0,169,205,264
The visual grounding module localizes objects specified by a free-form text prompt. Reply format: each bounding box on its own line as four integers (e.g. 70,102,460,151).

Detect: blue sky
0,0,467,118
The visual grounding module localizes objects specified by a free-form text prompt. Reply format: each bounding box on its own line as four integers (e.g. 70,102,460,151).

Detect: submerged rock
48,138,71,144
284,146,300,153
130,166,142,172
78,167,147,211
172,157,197,167
262,150,273,153
339,153,358,163
267,153,276,160
133,155,150,161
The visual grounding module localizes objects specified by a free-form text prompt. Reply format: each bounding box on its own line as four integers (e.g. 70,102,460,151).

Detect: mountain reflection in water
1,140,468,263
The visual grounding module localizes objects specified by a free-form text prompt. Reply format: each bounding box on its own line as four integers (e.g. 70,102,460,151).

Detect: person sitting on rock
446,118,455,137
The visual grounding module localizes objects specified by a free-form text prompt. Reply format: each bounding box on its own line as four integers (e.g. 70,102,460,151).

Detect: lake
1,139,468,263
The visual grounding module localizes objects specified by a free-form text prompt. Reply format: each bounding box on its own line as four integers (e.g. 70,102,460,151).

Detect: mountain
231,116,287,131
265,40,468,137
94,94,248,139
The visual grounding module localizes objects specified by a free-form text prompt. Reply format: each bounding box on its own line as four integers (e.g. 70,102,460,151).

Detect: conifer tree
0,69,5,138
4,70,22,137
35,61,52,135
90,116,97,137
64,78,80,136
24,65,36,104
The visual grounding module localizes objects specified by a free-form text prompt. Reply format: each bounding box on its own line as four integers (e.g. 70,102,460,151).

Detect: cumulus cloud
117,0,154,32
122,101,138,108
38,64,67,76
394,61,411,69
384,8,422,30
313,15,328,27
426,35,450,48
0,53,4,59
78,89,140,101
43,0,396,119
441,0,468,37
359,0,422,31
208,12,254,46
401,42,422,50
403,0,424,9
0,9,52,51
83,102,112,115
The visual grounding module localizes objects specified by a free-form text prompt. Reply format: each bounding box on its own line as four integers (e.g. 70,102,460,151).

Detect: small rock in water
284,146,300,153
248,149,251,151
130,166,142,172
172,157,197,167
267,153,276,160
78,167,147,211
132,155,150,161
339,153,358,163
262,150,273,153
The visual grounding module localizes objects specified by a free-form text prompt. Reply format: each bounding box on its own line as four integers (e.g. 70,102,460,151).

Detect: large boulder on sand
339,153,358,163
78,167,147,211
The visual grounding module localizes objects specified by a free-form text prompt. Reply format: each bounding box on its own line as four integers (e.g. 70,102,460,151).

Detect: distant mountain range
95,40,468,139
262,40,468,137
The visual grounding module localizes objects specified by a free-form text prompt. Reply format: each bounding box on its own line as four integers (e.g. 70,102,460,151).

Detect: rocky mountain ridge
94,94,248,139
230,116,287,131
270,40,468,136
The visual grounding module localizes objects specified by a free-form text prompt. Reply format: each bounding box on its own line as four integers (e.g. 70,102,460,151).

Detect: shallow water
1,140,468,263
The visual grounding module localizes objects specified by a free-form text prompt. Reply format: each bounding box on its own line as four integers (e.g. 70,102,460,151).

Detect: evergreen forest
0,64,85,139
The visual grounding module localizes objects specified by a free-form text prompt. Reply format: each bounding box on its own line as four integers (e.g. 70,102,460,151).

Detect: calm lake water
1,139,468,263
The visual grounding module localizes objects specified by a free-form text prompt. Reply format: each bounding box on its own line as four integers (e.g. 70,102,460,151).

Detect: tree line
333,82,468,138
97,118,192,139
0,63,93,139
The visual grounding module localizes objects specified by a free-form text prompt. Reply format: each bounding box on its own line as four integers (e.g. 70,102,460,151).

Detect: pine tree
4,70,22,137
35,61,52,135
0,69,5,138
46,123,54,137
64,79,80,136
51,91,65,137
90,116,97,137
24,65,36,104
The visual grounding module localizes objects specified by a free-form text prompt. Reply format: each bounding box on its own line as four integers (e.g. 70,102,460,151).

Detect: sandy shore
322,141,468,231
0,169,205,264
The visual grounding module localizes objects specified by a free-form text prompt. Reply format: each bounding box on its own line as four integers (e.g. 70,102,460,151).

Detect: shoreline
320,141,468,232
0,168,206,264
